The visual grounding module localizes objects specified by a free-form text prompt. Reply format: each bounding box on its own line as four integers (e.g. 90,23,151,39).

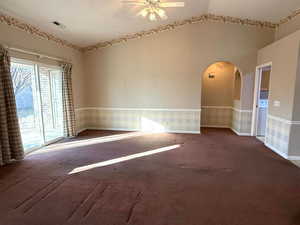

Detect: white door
251,63,271,138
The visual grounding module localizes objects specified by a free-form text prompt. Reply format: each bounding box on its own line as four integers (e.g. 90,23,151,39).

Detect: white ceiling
0,0,299,47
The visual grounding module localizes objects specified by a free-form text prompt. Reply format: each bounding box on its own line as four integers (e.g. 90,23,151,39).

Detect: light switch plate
273,100,280,107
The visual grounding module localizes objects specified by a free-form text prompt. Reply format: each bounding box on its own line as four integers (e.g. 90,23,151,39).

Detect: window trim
11,57,63,72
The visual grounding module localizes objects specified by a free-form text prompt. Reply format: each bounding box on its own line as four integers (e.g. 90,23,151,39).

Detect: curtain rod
2,44,70,63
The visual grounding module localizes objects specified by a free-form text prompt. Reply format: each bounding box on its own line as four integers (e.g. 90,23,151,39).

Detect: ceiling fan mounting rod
146,0,160,7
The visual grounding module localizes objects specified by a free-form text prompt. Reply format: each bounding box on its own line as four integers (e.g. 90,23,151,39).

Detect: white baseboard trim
76,127,300,160
76,128,87,135
88,127,139,132
230,128,251,136
264,142,288,159
201,125,230,128
79,127,200,134
264,143,300,160
287,156,300,160
78,126,253,137
201,125,251,136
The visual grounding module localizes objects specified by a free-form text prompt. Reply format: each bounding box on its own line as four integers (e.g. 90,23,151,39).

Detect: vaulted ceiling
0,0,299,47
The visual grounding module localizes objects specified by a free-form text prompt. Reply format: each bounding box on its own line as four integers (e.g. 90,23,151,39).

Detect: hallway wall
258,29,300,159
201,62,235,107
201,62,235,128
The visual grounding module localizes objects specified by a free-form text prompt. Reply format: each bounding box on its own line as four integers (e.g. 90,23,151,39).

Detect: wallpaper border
83,14,277,51
279,9,300,25
0,13,82,51
1,9,299,52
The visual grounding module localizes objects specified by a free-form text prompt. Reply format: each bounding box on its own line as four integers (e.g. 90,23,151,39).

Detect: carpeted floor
1,128,300,225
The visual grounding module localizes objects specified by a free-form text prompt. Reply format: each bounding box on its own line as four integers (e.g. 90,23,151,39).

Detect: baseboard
201,125,251,136
230,128,251,136
76,128,87,135
264,142,288,159
264,143,300,160
88,127,139,132
287,155,300,160
201,125,230,128
79,126,252,137
76,127,299,160
80,127,200,134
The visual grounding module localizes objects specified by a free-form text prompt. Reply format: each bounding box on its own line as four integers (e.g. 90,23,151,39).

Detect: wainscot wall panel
75,108,201,134
201,107,232,128
265,115,291,158
201,106,252,135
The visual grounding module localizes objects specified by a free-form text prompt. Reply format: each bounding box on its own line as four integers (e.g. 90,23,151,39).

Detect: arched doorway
200,61,242,131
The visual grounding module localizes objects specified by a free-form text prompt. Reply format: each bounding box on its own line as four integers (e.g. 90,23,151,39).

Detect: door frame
251,62,272,136
11,57,64,154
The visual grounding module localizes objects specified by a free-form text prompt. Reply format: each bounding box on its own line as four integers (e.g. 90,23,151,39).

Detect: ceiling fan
122,0,185,21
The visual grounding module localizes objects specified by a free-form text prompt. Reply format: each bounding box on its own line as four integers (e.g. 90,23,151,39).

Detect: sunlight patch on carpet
69,144,181,174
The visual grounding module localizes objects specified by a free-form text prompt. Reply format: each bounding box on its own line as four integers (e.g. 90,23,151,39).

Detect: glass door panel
39,66,63,143
11,62,44,151
50,70,64,139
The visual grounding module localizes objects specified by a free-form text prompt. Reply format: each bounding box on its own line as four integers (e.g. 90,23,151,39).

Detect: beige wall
0,23,85,108
258,30,300,120
202,62,235,106
258,28,300,158
83,22,274,110
276,14,300,41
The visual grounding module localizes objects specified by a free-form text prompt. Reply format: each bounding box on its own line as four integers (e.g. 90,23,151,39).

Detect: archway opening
201,61,242,129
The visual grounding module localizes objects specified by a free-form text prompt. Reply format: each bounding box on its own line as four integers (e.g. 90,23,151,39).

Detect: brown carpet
1,128,300,225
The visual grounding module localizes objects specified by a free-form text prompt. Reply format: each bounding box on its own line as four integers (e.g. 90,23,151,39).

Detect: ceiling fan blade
159,2,185,7
137,8,149,17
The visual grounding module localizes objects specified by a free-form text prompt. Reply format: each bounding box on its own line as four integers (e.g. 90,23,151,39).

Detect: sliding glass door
11,59,64,152
39,66,64,143
11,61,44,150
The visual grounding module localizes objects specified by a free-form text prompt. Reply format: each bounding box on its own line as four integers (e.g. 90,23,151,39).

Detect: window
11,59,64,152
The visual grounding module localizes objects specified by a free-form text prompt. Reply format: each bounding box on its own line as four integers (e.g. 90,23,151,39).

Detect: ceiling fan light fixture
156,8,167,19
139,8,149,17
149,12,157,21
123,0,184,21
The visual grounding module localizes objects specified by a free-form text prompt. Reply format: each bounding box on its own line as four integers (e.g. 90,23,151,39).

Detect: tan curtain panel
62,63,76,137
0,45,24,166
